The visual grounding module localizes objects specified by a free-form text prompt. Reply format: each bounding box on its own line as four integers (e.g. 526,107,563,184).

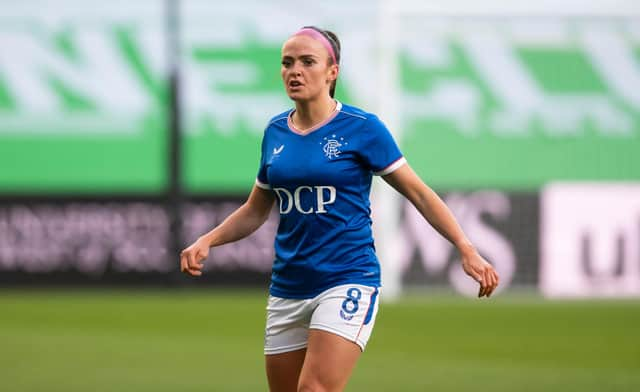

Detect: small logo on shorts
339,309,355,321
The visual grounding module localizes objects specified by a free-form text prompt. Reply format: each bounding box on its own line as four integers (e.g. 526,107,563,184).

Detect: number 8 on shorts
340,287,362,320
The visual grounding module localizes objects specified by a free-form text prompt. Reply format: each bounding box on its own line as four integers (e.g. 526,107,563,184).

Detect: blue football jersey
256,101,406,299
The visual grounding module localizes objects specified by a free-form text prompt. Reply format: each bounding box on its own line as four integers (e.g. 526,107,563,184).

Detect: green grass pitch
1,289,639,391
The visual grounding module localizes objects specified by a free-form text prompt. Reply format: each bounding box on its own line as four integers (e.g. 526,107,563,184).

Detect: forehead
281,35,329,58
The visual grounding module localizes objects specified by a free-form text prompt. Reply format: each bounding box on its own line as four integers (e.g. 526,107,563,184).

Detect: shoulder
337,102,372,121
338,102,385,128
265,109,292,130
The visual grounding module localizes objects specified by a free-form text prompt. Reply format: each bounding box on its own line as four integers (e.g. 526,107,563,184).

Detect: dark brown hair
303,26,341,98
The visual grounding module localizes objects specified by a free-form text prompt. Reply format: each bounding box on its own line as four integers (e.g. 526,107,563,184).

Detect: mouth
288,80,303,89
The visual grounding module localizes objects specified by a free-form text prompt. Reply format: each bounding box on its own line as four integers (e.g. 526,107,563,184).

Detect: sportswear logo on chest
320,134,348,159
273,145,285,155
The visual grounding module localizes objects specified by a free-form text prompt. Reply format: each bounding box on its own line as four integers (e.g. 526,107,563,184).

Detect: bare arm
382,163,499,297
202,185,276,247
180,185,276,276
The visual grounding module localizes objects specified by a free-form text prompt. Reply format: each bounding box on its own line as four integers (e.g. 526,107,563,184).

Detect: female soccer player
180,26,499,392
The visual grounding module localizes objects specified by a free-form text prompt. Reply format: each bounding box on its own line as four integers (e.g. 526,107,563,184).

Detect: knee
297,379,328,392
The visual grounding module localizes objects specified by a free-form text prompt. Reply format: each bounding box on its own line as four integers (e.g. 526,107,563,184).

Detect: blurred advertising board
2,189,638,298
0,197,276,286
0,193,537,294
540,183,640,297
397,192,538,295
1,2,638,194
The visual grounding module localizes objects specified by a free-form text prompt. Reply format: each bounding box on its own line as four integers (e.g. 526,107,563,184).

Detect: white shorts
264,284,380,355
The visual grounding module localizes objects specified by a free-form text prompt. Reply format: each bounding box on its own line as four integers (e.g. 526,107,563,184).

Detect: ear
327,63,339,82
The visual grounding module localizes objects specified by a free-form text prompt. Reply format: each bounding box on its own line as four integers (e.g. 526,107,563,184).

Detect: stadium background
1,0,639,390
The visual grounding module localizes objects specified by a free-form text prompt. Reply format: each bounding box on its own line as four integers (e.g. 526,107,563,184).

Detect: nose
291,61,303,76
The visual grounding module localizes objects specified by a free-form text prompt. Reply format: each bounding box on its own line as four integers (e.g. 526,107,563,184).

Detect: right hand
179,237,210,276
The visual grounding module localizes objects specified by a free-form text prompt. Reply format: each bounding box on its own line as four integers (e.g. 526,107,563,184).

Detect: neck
292,95,336,132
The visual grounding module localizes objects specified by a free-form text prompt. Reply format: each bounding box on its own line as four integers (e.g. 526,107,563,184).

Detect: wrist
455,240,476,259
199,233,215,248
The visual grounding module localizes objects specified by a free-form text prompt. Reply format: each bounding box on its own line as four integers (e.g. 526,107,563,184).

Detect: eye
303,58,314,66
281,59,292,67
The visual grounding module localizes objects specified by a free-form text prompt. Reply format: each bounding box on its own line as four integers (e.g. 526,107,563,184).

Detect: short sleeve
255,132,271,190
360,115,406,176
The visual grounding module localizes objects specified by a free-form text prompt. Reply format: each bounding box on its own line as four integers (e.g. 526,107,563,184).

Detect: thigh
297,329,362,392
264,295,313,391
265,348,306,392
297,285,380,391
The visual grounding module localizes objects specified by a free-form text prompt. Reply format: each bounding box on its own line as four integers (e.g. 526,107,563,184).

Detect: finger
478,276,486,298
470,267,483,284
194,249,206,269
192,252,204,271
485,269,494,295
476,274,485,298
480,269,491,297
485,272,495,297
186,268,202,277
487,269,499,297
187,252,198,269
180,254,188,273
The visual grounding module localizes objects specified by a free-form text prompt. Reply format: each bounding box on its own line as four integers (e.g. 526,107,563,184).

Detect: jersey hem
269,280,380,300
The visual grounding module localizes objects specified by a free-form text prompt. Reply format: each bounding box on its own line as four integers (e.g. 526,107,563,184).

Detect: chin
287,92,307,101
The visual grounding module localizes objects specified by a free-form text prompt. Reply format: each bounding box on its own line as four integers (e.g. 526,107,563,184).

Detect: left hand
461,251,499,298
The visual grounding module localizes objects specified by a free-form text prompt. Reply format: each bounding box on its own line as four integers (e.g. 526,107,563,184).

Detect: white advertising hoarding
541,183,640,297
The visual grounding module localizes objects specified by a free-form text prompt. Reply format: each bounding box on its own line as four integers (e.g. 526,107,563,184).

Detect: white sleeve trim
255,178,271,190
373,157,407,176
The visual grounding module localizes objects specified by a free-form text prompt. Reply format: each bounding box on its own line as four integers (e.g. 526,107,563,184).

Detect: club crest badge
320,134,348,159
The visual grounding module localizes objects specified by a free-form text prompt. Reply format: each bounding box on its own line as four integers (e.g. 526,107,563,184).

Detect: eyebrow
281,54,319,59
